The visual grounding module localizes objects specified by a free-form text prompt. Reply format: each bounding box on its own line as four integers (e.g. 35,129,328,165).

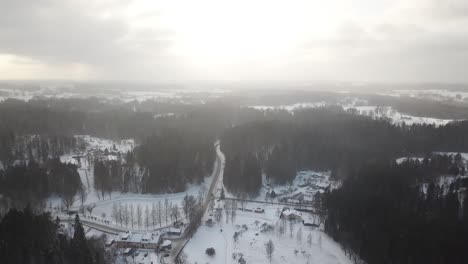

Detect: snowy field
343,105,461,126
53,135,136,209
0,85,230,103
247,102,328,112
182,168,351,264
379,89,468,104
246,100,463,126
49,134,213,231
182,202,351,264
396,153,468,194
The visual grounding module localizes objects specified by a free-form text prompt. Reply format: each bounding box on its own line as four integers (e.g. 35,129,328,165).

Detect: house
166,228,182,236
302,220,319,227
105,238,115,247
160,240,172,251
303,195,313,203
123,248,134,256
115,232,161,249
120,231,131,241
280,208,302,221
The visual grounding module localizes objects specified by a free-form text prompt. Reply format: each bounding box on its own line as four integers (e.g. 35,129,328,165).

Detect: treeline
221,108,468,194
0,98,261,140
137,130,215,193
0,207,110,264
92,130,215,195
0,133,79,167
323,156,468,264
93,157,140,199
0,158,82,207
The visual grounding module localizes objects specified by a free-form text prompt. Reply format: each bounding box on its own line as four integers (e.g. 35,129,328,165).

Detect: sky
1,0,468,83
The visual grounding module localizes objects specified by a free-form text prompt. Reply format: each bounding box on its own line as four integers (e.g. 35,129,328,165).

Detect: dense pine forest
221,108,468,195
0,159,82,208
323,157,468,264
0,207,110,264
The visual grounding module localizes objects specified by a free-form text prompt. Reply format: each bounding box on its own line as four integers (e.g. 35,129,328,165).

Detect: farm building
115,232,162,249
280,208,303,221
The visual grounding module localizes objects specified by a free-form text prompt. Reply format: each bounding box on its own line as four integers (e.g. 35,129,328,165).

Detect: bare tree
225,200,231,224
124,204,129,227
231,200,237,224
136,204,142,229
164,198,168,225
79,185,87,206
168,201,173,222
183,194,196,221
144,205,150,229
62,192,74,210
198,185,207,204
130,204,135,229
307,232,312,247
171,204,181,222
118,203,123,226
215,208,222,225
279,218,286,236
158,201,162,227
265,239,275,264
151,203,156,228
318,232,322,249
289,221,294,238
111,203,119,225
296,227,302,244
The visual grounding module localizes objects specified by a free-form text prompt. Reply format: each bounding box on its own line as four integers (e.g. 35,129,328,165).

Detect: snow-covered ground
247,102,328,112
246,100,463,126
344,105,461,126
379,89,468,104
49,135,213,231
51,135,136,210
396,152,468,195
183,202,351,264
0,85,231,103
182,168,350,264
268,171,339,199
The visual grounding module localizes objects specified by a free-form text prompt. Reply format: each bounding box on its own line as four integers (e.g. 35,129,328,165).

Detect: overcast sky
1,0,468,83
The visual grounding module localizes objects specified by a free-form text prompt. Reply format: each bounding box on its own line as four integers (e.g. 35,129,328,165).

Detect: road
220,197,315,211
60,216,125,235
172,141,225,263
203,141,224,214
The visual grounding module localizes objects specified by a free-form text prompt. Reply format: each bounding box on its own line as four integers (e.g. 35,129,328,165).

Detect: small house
167,228,182,236
280,208,302,221
160,240,172,251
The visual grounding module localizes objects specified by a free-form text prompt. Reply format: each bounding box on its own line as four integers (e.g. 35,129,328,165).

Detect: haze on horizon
1,0,468,84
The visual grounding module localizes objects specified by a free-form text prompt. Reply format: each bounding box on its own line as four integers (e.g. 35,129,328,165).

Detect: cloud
1,0,468,82
0,0,178,79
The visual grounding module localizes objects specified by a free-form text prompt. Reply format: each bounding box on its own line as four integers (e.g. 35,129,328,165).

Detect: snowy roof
161,240,172,247
130,233,143,243
142,233,151,241
168,228,181,233
121,232,131,240
282,209,301,217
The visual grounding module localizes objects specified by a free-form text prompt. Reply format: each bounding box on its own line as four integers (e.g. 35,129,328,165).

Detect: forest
323,156,468,264
0,207,110,264
2,97,468,263
221,108,468,195
0,158,82,209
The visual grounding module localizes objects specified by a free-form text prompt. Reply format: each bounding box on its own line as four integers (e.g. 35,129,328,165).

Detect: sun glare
154,0,343,65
